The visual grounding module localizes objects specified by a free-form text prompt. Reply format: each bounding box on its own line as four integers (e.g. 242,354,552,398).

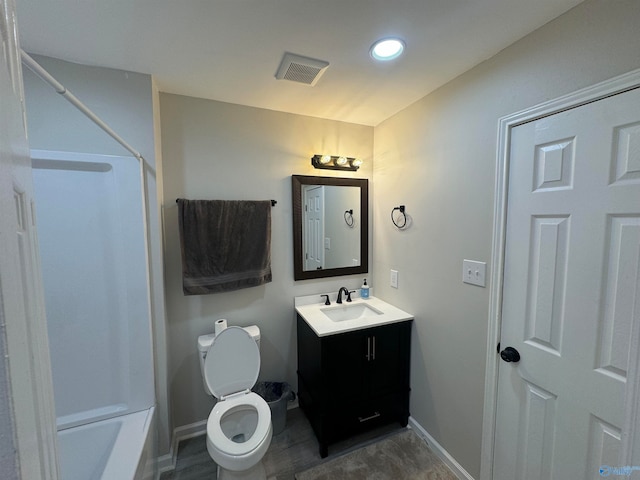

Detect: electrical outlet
462,260,486,287
390,269,398,288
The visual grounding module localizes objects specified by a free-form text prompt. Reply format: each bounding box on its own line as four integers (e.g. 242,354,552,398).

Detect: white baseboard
408,416,475,480
155,419,207,477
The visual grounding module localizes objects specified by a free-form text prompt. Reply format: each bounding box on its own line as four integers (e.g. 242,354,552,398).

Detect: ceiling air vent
275,53,329,86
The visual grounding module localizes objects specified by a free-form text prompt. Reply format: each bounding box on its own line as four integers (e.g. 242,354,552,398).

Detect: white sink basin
295,295,414,337
320,303,383,322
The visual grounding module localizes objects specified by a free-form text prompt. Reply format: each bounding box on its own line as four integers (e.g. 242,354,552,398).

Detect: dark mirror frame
292,175,369,280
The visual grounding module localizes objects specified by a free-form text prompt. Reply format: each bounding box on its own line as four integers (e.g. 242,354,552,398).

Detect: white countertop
295,293,414,337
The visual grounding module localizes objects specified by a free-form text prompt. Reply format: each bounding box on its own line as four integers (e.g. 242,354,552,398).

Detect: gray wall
21,55,170,454
372,0,640,476
23,56,154,157
159,93,374,429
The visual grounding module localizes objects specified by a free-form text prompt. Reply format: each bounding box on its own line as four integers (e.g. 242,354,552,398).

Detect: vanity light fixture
370,38,405,61
311,154,362,171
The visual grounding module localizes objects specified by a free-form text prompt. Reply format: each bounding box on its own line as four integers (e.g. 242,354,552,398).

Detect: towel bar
176,198,277,206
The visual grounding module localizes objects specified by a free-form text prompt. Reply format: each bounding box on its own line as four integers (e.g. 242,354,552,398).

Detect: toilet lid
204,326,260,399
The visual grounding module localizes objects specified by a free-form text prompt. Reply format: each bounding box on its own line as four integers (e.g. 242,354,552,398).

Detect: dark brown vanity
296,312,412,457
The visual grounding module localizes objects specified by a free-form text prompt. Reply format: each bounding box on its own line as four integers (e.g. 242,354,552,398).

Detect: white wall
21,56,170,455
372,0,640,477
159,93,373,429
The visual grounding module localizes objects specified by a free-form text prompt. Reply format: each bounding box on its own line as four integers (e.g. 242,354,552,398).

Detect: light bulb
370,38,405,61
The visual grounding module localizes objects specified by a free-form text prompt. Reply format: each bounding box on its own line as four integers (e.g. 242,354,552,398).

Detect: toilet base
217,461,267,480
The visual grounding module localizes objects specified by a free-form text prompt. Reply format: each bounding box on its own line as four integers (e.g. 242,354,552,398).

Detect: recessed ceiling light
370,38,405,61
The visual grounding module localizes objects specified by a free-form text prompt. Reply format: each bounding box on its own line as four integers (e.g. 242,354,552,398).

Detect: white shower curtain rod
20,50,145,163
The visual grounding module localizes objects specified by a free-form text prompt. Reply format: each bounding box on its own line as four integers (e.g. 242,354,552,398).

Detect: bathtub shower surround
32,150,155,479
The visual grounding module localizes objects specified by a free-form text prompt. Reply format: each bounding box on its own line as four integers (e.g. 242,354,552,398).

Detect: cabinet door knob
366,336,371,361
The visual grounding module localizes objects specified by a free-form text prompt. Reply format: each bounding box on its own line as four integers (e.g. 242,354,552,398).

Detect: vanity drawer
327,392,409,442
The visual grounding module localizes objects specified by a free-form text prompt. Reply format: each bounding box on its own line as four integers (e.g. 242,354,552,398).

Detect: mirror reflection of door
303,185,324,271
323,186,360,269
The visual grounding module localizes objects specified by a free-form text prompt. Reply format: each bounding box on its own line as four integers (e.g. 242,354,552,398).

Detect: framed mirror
292,175,368,280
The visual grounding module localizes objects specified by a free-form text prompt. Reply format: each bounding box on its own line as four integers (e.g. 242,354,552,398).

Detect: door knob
500,346,521,363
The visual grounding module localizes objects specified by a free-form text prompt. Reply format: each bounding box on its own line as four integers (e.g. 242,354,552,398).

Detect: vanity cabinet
296,314,412,457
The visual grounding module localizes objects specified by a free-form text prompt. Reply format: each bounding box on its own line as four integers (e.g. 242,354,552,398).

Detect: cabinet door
366,323,411,397
322,330,366,405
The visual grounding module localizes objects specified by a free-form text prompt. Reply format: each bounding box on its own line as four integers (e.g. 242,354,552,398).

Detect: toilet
198,326,272,480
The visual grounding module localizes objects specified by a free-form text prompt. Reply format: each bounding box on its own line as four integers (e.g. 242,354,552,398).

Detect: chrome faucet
336,287,354,304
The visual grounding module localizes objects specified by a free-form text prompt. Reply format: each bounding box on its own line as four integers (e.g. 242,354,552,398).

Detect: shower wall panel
31,150,153,430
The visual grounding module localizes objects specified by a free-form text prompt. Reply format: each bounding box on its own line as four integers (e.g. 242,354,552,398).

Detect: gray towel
177,199,272,295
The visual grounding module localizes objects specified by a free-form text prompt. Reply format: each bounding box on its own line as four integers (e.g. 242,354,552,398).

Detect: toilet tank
197,325,260,396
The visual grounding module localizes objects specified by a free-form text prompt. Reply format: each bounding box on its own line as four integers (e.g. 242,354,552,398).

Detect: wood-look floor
159,407,441,480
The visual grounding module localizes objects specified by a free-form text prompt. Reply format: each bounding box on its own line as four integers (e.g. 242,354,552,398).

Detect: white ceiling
16,0,583,126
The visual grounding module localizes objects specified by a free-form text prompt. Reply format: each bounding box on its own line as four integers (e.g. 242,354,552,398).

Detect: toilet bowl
200,326,272,480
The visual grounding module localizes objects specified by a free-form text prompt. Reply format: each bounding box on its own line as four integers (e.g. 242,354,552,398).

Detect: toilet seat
204,326,272,459
204,326,260,399
207,392,272,456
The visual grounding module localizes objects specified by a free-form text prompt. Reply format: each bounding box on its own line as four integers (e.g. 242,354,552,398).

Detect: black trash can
252,381,295,435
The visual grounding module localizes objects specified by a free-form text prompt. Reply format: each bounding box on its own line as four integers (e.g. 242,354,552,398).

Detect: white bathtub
57,407,155,480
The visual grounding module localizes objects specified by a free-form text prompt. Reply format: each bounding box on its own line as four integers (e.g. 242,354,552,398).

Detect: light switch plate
390,269,398,288
462,260,486,287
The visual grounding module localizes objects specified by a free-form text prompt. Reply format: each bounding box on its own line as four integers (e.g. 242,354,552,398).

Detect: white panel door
0,0,59,477
494,87,640,479
303,185,324,271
